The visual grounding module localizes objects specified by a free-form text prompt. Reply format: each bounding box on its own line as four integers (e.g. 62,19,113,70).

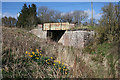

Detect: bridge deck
43,23,74,30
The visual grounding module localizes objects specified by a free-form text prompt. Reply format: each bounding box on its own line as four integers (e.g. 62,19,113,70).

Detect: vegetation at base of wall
2,27,71,78
1,2,120,78
2,24,119,78
2,27,99,78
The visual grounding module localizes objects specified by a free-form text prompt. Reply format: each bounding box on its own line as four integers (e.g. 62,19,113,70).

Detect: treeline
2,16,17,27
2,3,89,28
38,6,88,25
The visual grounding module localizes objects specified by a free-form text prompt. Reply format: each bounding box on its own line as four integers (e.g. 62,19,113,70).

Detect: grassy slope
2,27,119,78
2,27,95,78
83,41,119,78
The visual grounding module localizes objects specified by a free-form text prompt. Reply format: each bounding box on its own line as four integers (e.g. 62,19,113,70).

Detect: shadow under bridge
47,30,66,42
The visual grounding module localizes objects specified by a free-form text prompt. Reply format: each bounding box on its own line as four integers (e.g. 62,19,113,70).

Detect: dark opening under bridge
30,22,94,48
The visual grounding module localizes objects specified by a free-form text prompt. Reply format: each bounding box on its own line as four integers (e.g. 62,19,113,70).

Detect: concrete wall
30,29,47,39
30,29,94,48
58,30,94,48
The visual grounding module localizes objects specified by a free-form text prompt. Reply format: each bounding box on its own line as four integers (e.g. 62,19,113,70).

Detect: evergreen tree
17,4,37,28
27,4,37,27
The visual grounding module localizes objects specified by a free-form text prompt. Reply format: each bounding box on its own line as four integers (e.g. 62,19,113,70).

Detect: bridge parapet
43,22,74,30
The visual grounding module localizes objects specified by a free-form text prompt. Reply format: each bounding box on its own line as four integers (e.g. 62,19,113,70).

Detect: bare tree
38,6,58,23
72,10,88,25
61,12,73,23
38,6,88,25
98,3,120,42
59,11,88,24
89,18,97,26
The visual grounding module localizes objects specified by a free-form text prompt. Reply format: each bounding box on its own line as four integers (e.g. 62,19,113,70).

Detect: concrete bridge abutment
30,29,94,48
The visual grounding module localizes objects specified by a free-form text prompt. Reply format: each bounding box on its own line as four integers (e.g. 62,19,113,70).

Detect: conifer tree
17,4,37,28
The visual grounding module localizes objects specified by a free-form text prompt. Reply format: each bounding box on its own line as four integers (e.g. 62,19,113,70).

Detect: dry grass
2,27,118,78
2,27,65,78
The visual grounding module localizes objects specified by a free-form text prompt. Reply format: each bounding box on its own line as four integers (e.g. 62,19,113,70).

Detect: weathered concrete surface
30,28,94,48
58,30,94,48
43,22,74,30
30,29,47,39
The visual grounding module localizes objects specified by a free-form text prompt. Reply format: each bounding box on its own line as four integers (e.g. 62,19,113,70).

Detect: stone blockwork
30,29,47,39
58,30,94,48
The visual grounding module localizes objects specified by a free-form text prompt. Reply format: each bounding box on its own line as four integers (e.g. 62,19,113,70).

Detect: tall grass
2,27,118,78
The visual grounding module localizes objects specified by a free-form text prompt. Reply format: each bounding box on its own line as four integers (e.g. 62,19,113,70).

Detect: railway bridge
30,22,94,48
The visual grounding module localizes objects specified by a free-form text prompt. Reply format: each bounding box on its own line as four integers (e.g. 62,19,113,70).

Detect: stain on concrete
30,29,94,48
58,30,94,48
